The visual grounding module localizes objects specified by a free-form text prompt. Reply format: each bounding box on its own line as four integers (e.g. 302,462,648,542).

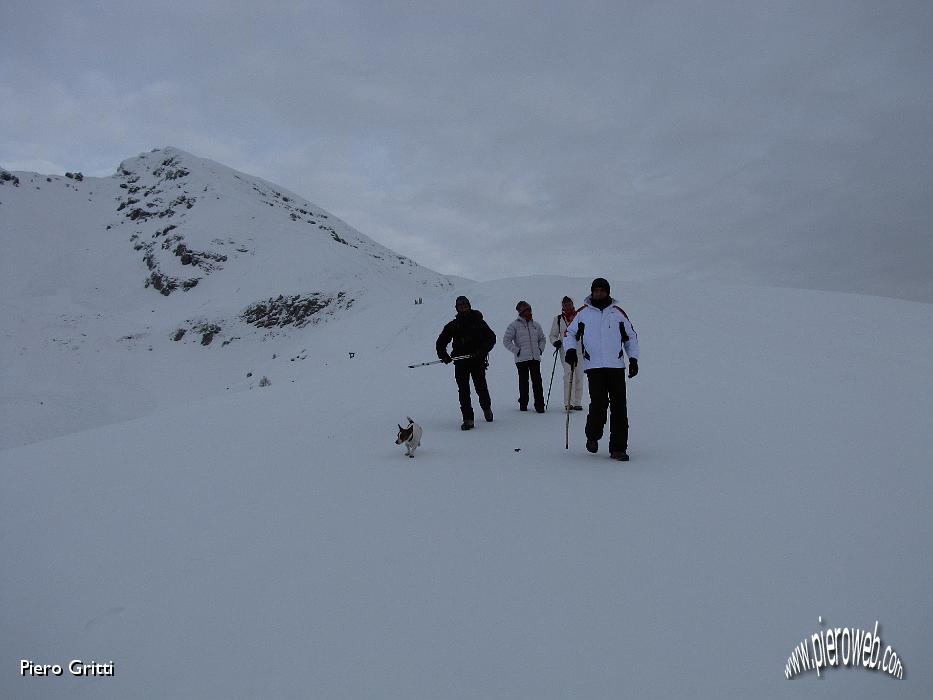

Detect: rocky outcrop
241,292,352,329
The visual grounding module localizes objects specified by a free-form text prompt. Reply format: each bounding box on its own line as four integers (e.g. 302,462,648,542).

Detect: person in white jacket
563,278,640,461
548,295,585,410
502,300,547,412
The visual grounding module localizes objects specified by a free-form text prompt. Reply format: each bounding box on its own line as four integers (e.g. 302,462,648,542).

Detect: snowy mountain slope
2,276,930,699
0,148,453,448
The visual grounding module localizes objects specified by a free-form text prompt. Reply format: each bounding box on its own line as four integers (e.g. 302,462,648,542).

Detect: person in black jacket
436,296,496,430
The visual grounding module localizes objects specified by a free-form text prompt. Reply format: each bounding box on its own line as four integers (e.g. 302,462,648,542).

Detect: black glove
628,357,638,378
565,348,577,367
553,339,562,349
441,353,452,364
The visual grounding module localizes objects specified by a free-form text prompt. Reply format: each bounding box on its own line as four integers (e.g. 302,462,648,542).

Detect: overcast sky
3,1,932,300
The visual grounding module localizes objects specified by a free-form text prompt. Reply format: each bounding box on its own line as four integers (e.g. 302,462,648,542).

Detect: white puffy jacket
563,296,639,371
503,317,547,363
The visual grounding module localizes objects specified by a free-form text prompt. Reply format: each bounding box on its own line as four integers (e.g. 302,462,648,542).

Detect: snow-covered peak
2,146,452,321
1,147,455,446
110,146,451,307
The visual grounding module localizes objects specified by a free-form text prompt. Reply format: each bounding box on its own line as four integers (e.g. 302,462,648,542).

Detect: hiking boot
534,405,544,414
610,451,630,461
585,439,598,453
483,408,494,422
519,405,528,412
460,419,475,431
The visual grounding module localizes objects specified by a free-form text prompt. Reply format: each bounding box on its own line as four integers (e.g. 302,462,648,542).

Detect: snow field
3,276,931,698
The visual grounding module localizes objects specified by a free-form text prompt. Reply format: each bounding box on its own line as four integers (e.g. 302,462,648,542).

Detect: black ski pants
516,360,544,410
454,360,491,420
584,367,628,452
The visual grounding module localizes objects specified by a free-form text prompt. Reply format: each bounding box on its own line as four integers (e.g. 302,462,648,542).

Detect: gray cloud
3,0,932,300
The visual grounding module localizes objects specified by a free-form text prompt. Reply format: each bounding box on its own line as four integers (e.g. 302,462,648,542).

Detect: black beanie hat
591,277,610,294
561,296,573,305
455,295,471,308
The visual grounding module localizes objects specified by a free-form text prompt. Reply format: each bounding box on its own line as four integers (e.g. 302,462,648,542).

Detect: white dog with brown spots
395,416,423,458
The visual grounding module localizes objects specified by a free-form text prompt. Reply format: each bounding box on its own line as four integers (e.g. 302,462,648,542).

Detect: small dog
395,416,423,458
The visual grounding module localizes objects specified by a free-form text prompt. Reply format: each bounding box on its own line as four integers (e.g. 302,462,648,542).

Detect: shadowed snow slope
2,275,930,698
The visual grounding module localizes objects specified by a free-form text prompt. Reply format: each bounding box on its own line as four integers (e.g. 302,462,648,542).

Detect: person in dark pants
584,368,629,455
502,300,547,412
563,278,640,461
436,295,497,430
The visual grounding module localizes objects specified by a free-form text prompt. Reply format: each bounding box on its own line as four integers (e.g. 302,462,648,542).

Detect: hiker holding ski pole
548,295,585,411
563,279,640,461
435,296,497,430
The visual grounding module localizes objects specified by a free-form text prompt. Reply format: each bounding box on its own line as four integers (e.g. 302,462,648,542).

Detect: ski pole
545,347,559,410
408,353,475,369
565,364,575,449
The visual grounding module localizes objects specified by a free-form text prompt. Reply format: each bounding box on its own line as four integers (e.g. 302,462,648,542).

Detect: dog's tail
406,416,415,425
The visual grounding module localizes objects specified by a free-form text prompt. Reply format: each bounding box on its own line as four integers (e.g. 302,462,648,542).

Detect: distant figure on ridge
436,296,497,430
563,278,640,461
